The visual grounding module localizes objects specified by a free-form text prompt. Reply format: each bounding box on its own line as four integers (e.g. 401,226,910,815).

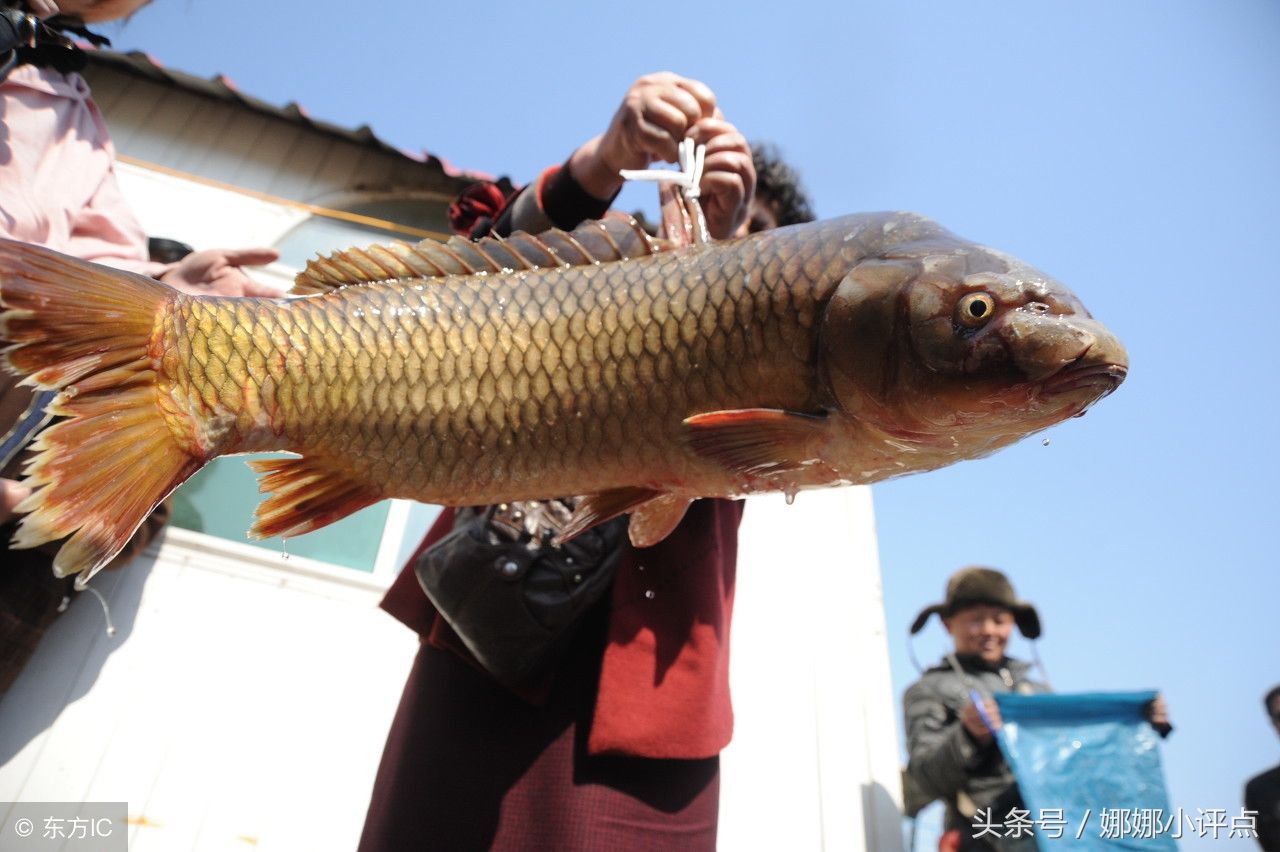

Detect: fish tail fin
0,239,202,583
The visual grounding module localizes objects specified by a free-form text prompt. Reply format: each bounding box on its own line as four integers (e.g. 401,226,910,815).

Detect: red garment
446,180,510,237
589,499,740,758
359,632,720,852
379,499,743,759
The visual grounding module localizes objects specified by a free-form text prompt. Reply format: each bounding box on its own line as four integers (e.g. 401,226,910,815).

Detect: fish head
819,231,1127,454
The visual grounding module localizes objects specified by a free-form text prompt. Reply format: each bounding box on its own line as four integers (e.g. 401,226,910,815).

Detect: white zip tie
618,138,706,199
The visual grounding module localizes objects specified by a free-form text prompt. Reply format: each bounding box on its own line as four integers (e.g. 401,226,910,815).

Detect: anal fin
628,494,693,548
247,455,382,540
556,486,661,545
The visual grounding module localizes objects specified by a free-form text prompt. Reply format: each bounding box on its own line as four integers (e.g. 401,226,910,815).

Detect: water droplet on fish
644,590,655,600
281,538,290,560
1042,438,1051,447
784,489,797,506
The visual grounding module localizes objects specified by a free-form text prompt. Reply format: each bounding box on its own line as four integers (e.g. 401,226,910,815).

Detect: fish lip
1041,362,1128,398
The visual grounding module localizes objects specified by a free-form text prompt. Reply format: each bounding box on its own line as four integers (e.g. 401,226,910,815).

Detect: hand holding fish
568,72,717,201
0,477,30,526
159,247,284,297
686,116,755,239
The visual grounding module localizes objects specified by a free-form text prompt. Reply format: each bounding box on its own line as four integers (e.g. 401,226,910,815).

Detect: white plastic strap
618,138,706,199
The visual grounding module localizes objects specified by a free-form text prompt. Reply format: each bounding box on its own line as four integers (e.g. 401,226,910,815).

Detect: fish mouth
1041,362,1128,398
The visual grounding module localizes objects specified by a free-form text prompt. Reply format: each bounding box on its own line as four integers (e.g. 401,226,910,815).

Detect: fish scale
180,230,817,503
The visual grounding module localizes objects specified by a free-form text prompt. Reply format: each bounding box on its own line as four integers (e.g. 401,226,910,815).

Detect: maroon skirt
358,604,720,852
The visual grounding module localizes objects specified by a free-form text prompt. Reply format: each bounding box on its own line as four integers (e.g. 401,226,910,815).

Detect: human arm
959,694,1002,744
903,680,998,803
687,114,754,239
567,71,716,201
494,72,753,240
157,248,285,297
66,145,282,295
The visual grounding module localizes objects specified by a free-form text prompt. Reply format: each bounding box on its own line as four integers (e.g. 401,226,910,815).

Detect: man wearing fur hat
902,567,1169,851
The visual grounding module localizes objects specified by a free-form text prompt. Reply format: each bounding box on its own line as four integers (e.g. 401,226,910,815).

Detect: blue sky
105,1,1278,844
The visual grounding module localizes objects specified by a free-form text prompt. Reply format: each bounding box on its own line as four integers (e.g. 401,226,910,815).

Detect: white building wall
0,533,417,851
114,161,308,260
723,488,903,852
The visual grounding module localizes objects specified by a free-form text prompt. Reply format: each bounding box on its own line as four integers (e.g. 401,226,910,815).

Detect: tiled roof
85,48,491,181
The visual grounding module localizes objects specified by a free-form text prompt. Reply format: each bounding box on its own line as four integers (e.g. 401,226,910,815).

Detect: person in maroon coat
359,75,813,851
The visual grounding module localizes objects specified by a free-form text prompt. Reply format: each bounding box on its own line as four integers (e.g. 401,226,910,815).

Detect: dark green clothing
903,655,1048,844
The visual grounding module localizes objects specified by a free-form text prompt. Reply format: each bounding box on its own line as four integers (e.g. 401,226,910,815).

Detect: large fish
0,213,1126,581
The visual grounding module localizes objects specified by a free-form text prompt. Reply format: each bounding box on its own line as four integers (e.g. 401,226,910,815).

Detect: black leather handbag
414,499,627,690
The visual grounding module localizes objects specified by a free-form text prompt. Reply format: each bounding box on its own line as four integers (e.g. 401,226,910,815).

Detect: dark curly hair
752,142,816,226
1266,684,1280,714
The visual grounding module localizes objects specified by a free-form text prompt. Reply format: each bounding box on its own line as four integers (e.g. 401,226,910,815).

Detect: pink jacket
0,64,165,275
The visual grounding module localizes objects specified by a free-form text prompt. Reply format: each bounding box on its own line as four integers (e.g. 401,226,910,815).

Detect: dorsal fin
292,215,669,295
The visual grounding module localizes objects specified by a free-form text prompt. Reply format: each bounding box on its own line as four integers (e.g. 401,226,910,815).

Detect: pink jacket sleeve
0,65,169,277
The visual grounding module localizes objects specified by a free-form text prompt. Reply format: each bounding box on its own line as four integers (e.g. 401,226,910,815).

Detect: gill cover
818,258,919,436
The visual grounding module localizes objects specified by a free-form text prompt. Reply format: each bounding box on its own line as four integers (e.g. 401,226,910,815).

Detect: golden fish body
169,217,858,502
0,213,1127,579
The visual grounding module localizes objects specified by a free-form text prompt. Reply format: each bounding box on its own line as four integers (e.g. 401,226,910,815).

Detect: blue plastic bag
993,691,1174,850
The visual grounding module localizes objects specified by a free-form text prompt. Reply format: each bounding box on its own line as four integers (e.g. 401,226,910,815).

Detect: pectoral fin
682,408,831,477
628,494,693,548
557,486,661,544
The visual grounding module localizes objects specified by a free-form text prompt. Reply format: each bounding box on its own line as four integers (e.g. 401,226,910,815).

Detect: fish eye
955,292,997,328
